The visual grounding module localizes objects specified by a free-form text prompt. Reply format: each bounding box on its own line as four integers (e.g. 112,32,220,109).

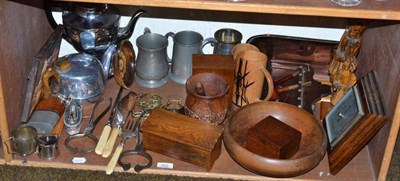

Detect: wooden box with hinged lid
140,108,224,171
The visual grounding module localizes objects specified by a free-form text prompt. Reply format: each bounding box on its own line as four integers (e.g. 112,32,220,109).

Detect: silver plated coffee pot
46,3,144,57
45,3,144,78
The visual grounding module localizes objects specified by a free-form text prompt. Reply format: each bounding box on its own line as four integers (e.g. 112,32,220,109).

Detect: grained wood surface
192,54,235,111
246,116,301,159
142,108,223,149
0,80,376,180
142,108,223,170
356,23,400,180
56,0,400,20
0,0,53,161
0,0,399,180
328,114,387,175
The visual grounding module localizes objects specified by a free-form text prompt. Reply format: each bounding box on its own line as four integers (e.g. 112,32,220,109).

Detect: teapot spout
117,9,146,43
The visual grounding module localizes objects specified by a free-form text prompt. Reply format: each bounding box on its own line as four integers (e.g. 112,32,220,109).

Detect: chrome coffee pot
46,3,145,58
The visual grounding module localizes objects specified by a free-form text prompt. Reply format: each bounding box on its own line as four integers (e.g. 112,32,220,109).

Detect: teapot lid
55,53,103,78
63,3,120,30
54,53,105,101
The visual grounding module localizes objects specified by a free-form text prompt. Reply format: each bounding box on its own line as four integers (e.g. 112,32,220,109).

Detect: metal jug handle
201,37,217,54
4,137,17,155
165,32,175,65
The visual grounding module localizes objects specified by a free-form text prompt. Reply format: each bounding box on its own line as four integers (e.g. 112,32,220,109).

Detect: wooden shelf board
0,79,375,180
55,0,400,20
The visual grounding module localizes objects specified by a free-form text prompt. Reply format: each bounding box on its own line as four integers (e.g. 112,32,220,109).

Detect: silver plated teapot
46,3,144,58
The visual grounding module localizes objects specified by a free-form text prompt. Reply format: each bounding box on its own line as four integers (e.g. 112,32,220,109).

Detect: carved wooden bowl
223,101,327,177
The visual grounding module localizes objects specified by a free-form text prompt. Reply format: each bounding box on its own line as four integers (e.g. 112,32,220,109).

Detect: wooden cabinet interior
0,0,399,180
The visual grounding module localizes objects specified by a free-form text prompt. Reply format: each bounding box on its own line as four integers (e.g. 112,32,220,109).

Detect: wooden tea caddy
140,108,224,171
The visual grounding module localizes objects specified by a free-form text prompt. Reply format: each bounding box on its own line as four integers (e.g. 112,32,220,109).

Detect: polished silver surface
135,28,170,88
53,53,105,102
64,100,83,136
100,44,116,79
47,3,144,58
202,28,242,55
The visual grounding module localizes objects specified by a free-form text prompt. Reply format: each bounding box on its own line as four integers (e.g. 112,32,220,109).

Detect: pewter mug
202,28,242,55
135,28,170,88
166,31,204,84
37,135,60,161
4,125,38,158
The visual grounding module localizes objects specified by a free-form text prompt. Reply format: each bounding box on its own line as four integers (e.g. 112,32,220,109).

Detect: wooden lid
141,108,224,150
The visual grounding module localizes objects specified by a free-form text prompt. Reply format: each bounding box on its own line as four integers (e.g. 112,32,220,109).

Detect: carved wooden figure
328,24,367,104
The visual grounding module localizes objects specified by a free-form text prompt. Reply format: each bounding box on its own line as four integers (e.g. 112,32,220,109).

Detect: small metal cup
202,28,242,55
4,125,38,158
37,135,60,161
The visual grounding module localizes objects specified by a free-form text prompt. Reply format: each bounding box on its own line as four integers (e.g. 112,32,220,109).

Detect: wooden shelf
55,0,400,21
0,79,376,180
1,1,399,180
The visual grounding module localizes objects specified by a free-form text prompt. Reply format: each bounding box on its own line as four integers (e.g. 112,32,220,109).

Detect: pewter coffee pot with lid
46,2,145,58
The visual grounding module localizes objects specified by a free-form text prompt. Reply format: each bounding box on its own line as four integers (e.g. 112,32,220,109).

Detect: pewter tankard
202,28,242,55
135,28,170,88
166,30,204,84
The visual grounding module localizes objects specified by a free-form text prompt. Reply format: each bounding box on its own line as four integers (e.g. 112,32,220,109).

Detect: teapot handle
4,137,16,155
42,68,61,100
44,1,59,30
44,2,73,45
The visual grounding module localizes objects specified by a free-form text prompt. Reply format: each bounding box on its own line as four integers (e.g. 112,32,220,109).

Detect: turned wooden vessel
184,72,229,124
223,101,327,177
192,54,235,110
